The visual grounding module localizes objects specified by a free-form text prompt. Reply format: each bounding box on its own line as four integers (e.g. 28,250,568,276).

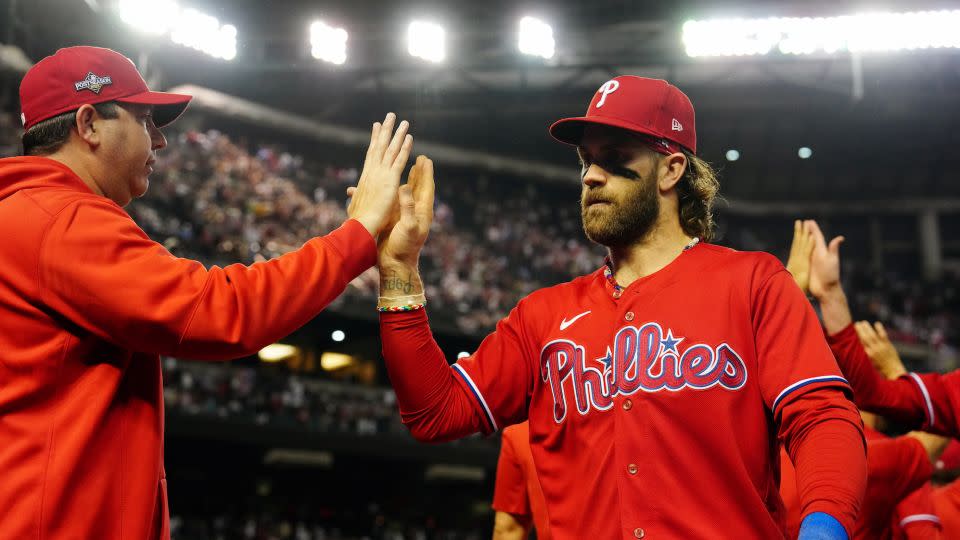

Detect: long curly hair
674,151,720,242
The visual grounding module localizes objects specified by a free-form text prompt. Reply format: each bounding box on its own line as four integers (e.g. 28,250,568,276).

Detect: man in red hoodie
0,46,414,539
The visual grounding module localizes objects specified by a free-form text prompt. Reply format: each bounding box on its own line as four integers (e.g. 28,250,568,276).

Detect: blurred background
2,0,959,538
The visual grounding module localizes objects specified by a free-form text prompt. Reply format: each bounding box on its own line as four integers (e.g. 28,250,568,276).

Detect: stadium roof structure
4,0,960,202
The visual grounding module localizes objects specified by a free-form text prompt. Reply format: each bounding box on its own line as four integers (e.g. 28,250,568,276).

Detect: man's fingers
790,220,801,252
391,134,414,173
384,120,410,164
828,236,845,255
365,121,382,163
805,220,826,250
398,184,416,223
417,157,436,218
407,156,423,193
875,321,889,341
372,112,397,159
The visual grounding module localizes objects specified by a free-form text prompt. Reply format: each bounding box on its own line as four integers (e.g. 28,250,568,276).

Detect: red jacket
0,156,375,539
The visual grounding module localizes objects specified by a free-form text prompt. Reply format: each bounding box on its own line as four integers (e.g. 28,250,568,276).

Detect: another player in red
780,220,949,540
374,76,866,539
804,219,960,438
0,46,413,539
492,421,552,540
779,422,943,539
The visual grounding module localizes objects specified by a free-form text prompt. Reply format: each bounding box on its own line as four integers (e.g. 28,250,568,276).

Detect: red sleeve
749,263,866,536
828,324,960,437
895,484,942,540
492,427,531,516
751,267,852,419
39,200,375,359
782,390,867,537
380,297,540,441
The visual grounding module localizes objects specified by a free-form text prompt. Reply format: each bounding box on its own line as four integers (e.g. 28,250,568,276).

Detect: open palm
378,155,435,267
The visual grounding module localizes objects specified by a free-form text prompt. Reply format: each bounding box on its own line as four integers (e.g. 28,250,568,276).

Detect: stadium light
171,9,237,60
116,1,237,60
682,10,960,57
518,16,555,59
117,0,179,35
320,352,354,371
725,149,740,161
259,343,298,362
331,330,346,342
408,20,445,63
798,147,813,159
310,20,348,65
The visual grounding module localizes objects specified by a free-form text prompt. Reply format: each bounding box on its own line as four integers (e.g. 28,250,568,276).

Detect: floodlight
518,16,555,59
683,10,960,57
310,20,348,65
117,0,179,35
408,20,445,63
725,149,740,161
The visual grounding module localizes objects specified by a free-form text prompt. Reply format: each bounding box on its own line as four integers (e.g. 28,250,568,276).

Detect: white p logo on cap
596,80,620,108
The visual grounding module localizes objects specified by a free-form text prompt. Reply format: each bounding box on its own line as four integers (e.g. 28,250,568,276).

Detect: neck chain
604,237,700,297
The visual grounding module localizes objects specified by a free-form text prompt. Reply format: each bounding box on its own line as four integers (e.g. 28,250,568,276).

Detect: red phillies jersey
829,323,960,437
892,485,942,540
0,157,376,539
934,479,960,539
780,431,934,540
493,421,552,540
382,243,865,539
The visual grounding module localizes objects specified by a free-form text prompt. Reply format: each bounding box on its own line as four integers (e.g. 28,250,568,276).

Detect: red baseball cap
550,76,697,155
19,46,192,131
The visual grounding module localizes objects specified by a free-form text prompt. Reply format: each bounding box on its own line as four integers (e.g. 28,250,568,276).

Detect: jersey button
633,527,645,538
624,311,635,321
627,463,638,475
612,290,622,299
622,399,633,410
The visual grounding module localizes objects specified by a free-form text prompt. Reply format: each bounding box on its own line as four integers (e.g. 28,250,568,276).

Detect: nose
149,121,167,151
582,163,608,188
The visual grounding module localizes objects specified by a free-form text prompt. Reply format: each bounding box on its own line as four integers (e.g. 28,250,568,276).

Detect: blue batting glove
798,512,848,540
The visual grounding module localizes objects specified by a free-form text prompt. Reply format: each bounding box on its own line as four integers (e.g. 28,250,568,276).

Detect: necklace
604,237,700,298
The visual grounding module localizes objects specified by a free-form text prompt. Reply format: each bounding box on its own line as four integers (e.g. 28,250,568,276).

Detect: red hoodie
0,156,375,539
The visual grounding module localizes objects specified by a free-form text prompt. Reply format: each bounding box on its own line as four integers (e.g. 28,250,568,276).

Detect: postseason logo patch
74,72,113,94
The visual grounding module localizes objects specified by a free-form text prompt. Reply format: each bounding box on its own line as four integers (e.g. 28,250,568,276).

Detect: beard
581,176,660,248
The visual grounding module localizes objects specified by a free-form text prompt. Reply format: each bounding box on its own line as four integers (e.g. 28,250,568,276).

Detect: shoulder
694,243,786,283
518,270,603,311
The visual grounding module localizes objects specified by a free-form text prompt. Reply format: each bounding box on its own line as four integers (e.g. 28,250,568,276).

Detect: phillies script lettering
540,322,747,423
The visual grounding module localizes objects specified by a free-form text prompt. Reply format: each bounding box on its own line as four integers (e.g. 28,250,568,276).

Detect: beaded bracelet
377,302,426,313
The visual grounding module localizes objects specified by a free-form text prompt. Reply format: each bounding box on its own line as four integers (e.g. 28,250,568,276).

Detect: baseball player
0,46,413,539
803,219,960,438
780,423,944,539
492,421,551,540
373,76,866,539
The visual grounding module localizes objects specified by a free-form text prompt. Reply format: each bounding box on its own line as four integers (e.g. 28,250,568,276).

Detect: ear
657,152,687,192
74,104,101,148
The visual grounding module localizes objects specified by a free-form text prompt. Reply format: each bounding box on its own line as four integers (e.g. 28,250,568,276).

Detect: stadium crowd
0,112,954,356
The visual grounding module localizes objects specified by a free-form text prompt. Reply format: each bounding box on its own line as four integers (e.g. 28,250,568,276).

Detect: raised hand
805,220,845,301
854,321,907,379
786,219,816,294
346,113,413,237
378,155,435,268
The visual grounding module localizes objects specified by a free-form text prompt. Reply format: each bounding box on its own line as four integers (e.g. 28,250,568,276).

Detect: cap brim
117,91,192,127
549,116,665,147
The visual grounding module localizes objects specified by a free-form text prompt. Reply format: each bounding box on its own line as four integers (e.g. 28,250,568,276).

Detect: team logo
74,72,113,94
540,322,747,423
595,79,620,108
671,118,683,131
